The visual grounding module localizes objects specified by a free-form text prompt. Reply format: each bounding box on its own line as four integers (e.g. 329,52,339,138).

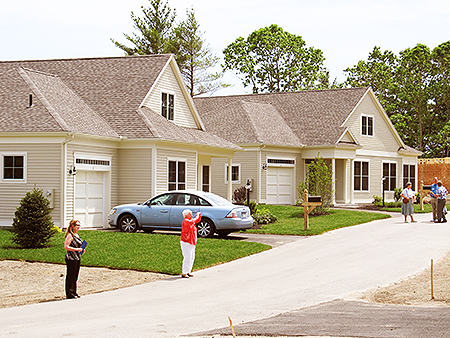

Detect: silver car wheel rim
198,221,211,237
122,218,136,232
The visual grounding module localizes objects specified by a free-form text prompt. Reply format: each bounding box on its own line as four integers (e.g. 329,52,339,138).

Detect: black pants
437,199,446,222
65,259,80,299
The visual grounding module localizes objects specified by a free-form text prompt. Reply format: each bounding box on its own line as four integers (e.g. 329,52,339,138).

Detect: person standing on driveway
436,181,448,223
401,182,417,223
430,177,439,222
180,209,201,278
64,220,85,299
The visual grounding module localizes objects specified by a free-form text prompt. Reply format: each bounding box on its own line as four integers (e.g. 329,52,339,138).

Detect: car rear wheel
118,214,138,233
197,218,215,238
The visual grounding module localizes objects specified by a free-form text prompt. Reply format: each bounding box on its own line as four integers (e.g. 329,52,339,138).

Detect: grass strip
0,230,270,275
248,205,391,235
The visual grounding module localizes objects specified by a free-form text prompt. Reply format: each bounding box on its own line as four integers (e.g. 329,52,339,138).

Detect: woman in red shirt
180,209,201,278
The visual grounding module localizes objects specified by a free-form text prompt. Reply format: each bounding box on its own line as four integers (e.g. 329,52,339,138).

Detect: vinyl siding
141,63,198,129
346,94,400,152
118,148,152,204
0,143,62,226
156,148,197,194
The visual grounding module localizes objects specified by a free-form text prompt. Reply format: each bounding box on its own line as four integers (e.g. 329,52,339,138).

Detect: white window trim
225,163,241,184
168,158,187,190
1,152,27,183
161,91,175,121
361,114,374,137
402,164,416,190
74,153,112,172
353,160,370,192
382,161,398,192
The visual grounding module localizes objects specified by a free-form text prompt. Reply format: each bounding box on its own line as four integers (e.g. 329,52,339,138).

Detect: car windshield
202,192,233,206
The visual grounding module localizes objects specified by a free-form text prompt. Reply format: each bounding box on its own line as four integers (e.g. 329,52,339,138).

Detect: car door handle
160,210,169,213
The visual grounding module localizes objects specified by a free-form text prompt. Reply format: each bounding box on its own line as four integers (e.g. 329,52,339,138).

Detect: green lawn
0,230,270,275
248,205,391,235
0,205,395,274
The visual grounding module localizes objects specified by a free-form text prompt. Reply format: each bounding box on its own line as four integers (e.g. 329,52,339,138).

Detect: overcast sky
1,0,449,96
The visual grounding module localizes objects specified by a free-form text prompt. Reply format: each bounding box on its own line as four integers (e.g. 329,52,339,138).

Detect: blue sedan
108,190,254,238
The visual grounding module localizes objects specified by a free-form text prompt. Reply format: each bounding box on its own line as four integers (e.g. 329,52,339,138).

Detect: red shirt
180,213,201,245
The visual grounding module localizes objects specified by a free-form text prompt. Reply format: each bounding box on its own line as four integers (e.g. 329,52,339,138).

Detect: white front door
75,170,105,228
267,167,294,204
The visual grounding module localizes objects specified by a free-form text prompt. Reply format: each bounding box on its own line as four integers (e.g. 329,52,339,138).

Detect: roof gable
194,87,369,147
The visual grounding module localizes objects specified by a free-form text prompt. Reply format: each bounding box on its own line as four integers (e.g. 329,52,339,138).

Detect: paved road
1,212,449,338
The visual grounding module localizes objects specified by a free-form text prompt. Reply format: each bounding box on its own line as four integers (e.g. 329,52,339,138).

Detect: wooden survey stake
301,189,322,230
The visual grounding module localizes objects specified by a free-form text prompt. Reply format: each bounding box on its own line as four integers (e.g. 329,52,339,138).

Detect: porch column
343,159,348,203
331,158,336,205
227,157,233,201
350,159,354,204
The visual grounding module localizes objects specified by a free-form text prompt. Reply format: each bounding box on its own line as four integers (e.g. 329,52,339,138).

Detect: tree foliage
344,41,450,157
297,155,334,215
172,8,229,96
12,188,55,249
223,24,329,93
111,0,227,97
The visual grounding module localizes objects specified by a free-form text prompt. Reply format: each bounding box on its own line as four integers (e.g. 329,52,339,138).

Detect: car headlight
109,208,117,215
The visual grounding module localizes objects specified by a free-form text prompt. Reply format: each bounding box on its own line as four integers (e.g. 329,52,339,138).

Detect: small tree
297,155,334,215
12,188,55,248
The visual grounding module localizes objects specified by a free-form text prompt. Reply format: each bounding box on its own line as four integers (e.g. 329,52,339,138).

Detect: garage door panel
267,167,294,205
75,170,105,228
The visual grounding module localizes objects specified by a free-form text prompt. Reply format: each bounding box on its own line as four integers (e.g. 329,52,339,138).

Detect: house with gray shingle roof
194,88,421,205
0,55,241,229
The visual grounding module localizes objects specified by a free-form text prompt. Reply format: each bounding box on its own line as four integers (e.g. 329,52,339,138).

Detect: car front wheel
118,214,138,233
197,218,215,238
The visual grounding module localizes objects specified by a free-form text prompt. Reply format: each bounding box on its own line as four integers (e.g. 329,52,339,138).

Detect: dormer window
362,115,373,136
162,92,174,120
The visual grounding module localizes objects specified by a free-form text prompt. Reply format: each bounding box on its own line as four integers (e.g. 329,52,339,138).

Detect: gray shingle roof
0,55,240,150
0,55,170,138
194,87,369,147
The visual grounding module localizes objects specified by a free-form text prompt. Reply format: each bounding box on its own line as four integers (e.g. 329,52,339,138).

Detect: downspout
61,134,74,230
258,144,266,204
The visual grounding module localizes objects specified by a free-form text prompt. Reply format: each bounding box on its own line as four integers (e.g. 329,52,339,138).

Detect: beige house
0,55,240,229
194,88,421,205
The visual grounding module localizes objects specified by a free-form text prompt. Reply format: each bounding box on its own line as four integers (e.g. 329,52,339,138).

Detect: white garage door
267,167,294,204
75,170,105,228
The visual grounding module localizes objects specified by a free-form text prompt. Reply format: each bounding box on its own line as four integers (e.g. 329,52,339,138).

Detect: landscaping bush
252,206,277,225
11,188,55,248
233,186,247,205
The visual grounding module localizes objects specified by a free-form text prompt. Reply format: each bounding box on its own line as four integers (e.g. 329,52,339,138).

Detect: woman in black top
64,220,85,299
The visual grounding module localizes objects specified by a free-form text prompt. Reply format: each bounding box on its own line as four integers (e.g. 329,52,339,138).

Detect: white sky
1,0,449,96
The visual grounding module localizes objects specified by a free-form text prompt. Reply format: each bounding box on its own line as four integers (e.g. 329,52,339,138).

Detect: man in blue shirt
430,177,439,222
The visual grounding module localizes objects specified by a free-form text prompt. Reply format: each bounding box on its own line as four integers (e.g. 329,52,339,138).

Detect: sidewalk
1,212,449,338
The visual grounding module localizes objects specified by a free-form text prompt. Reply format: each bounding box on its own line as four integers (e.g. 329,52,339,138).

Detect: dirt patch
353,250,450,307
0,260,168,308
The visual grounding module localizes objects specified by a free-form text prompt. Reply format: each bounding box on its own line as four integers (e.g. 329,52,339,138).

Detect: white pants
180,241,196,274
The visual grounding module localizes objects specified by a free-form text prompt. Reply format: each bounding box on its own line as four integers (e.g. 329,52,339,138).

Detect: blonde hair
65,220,80,238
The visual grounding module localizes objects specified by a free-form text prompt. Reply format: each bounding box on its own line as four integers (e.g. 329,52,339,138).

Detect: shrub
233,186,248,205
372,195,382,205
394,188,402,202
298,154,334,216
11,188,55,248
247,200,258,215
253,206,277,225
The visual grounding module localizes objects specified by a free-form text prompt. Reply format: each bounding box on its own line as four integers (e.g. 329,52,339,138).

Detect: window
403,164,416,189
383,162,397,191
168,160,185,190
161,92,174,120
2,154,25,181
202,165,210,192
354,161,369,191
362,115,373,136
225,164,240,183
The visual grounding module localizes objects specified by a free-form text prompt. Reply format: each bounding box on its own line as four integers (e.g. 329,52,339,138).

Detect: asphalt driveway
1,212,449,338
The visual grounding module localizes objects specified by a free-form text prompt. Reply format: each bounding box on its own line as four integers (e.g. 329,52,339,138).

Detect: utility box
308,196,322,203
422,185,432,191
